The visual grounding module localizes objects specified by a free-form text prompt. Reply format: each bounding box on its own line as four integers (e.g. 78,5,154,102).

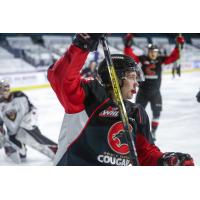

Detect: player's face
148,50,159,60
121,71,139,100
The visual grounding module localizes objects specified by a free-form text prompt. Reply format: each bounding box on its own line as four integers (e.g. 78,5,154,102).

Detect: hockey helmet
98,54,144,86
148,43,159,52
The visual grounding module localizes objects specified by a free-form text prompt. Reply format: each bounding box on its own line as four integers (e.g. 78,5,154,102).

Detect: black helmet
98,54,144,86
148,43,159,52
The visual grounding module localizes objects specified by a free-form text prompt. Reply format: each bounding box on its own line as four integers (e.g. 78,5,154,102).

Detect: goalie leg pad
16,127,57,159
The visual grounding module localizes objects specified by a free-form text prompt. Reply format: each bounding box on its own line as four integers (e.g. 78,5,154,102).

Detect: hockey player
124,34,185,141
0,80,57,164
48,33,194,166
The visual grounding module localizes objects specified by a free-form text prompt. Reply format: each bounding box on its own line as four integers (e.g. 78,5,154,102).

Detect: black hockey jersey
124,47,180,91
48,44,164,166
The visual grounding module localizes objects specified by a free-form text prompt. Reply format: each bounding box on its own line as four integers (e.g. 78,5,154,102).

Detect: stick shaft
100,37,139,166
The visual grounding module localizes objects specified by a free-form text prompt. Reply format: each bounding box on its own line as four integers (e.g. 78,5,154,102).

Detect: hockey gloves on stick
158,152,194,166
73,33,105,51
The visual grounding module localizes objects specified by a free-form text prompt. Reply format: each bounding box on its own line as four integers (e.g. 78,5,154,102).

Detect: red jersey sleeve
163,47,180,65
136,134,163,166
135,105,163,166
48,45,89,114
124,47,140,63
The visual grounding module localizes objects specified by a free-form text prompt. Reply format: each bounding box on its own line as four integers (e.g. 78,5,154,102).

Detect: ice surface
0,71,200,166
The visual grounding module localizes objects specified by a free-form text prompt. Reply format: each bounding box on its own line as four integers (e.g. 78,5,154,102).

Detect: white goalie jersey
0,91,37,135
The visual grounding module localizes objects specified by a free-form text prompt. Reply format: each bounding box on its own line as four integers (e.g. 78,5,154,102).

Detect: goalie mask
0,79,11,98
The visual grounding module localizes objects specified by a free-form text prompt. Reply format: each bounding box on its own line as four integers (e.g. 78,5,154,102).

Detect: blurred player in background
124,34,185,141
0,79,57,164
81,60,98,78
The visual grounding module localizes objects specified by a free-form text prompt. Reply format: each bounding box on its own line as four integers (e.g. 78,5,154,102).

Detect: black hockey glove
73,33,105,52
196,90,200,102
123,33,133,48
158,152,194,166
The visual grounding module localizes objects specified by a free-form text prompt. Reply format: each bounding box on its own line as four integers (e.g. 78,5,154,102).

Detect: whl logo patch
99,106,119,118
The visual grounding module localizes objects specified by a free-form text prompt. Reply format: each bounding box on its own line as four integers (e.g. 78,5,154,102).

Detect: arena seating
23,45,53,67
0,46,14,59
0,58,35,74
42,35,72,56
6,36,53,67
191,38,200,49
133,37,149,51
1,34,200,74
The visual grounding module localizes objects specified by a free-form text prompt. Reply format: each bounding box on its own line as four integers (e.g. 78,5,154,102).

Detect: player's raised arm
163,35,185,65
123,33,140,63
48,34,103,113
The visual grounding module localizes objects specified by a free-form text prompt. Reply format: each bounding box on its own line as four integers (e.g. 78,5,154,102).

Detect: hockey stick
100,36,139,166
